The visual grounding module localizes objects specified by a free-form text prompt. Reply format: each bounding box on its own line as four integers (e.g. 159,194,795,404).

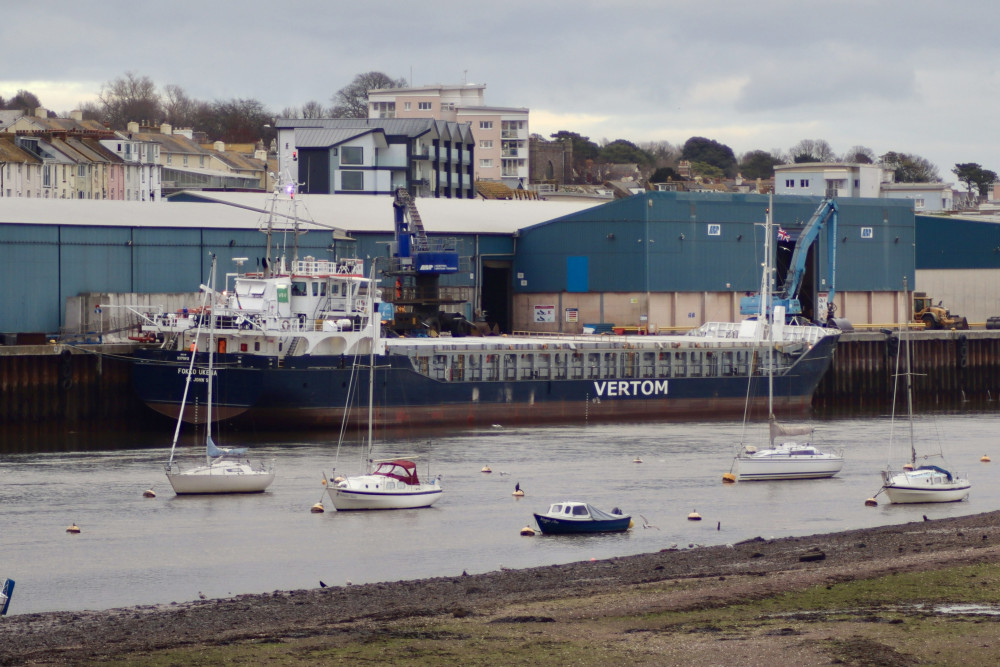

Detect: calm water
2,412,999,616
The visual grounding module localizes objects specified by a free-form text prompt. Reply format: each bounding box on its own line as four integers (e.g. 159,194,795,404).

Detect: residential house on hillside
275,117,475,198
367,83,529,188
125,122,264,193
0,135,42,197
0,108,162,201
775,162,955,212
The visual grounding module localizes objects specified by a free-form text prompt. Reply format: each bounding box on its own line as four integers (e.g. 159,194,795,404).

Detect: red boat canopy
373,459,420,485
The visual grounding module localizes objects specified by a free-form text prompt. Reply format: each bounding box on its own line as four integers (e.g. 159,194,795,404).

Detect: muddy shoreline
4,509,1000,665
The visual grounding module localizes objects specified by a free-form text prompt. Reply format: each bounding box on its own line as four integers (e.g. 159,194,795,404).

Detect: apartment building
275,117,475,198
775,162,955,212
367,84,530,188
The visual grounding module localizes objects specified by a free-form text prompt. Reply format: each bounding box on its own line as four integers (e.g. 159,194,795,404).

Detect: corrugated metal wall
0,219,511,334
514,192,915,294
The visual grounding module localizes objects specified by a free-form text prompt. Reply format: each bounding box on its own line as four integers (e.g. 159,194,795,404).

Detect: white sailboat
325,265,442,511
880,299,970,503
165,255,275,495
730,200,844,481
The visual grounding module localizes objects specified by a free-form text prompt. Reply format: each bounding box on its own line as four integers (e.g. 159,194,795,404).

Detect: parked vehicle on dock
913,292,968,330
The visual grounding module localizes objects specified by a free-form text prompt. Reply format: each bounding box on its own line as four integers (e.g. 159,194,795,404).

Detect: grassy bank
106,562,1000,666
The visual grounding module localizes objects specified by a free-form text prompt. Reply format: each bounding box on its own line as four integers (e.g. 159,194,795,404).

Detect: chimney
213,140,225,152
34,107,48,118
70,110,84,121
160,123,172,135
127,121,140,133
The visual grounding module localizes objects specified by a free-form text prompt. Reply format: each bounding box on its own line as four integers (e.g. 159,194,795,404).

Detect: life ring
281,320,290,331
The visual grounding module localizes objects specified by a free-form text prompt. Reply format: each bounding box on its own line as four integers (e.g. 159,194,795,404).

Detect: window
479,159,494,168
371,101,395,118
404,102,411,111
799,179,809,187
418,101,432,110
43,165,51,187
479,121,493,130
479,139,493,149
785,179,794,188
341,170,363,190
341,146,363,165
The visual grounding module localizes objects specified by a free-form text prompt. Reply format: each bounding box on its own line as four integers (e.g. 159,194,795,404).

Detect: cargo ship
129,254,839,431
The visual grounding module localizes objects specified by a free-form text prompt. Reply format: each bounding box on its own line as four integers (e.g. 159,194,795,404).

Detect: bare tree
200,98,274,143
637,140,677,168
789,139,836,163
162,84,199,127
301,100,326,119
98,72,162,129
330,71,407,118
843,145,876,164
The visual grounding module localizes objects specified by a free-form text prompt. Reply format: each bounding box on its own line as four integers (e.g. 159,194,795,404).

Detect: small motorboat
533,501,632,535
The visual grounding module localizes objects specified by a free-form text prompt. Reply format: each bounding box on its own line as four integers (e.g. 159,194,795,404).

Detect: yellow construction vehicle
913,292,969,330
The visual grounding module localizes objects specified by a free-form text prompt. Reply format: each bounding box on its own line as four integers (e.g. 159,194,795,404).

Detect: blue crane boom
740,199,839,323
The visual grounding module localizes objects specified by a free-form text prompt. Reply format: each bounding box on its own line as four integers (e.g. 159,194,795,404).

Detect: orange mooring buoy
722,472,736,484
865,497,878,507
66,523,81,533
981,454,991,463
310,503,325,513
520,525,536,536
687,510,702,521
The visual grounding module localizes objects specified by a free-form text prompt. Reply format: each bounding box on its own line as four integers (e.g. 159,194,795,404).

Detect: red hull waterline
145,395,811,431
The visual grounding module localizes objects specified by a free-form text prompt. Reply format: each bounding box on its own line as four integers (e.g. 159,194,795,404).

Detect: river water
2,411,998,616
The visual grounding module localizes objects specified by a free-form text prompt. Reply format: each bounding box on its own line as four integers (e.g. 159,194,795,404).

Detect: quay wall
1,333,997,428
815,329,999,411
0,344,145,424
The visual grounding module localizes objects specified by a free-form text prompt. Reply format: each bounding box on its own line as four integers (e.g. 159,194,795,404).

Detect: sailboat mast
205,254,217,465
765,194,775,419
365,260,379,473
903,277,916,465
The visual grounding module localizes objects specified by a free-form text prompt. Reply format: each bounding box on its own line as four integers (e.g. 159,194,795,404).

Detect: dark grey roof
276,117,471,142
294,127,387,149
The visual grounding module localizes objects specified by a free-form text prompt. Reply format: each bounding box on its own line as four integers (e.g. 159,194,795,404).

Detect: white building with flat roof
775,162,955,212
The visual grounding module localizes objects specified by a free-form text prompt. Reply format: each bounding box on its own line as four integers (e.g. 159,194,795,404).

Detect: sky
3,0,999,181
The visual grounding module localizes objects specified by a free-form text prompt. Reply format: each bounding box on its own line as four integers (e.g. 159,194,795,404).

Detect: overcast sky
4,1,998,181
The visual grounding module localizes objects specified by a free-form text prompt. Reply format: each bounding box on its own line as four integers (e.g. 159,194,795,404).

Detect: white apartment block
775,162,955,212
368,84,530,187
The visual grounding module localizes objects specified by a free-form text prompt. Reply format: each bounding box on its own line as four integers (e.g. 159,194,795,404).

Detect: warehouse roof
0,191,601,236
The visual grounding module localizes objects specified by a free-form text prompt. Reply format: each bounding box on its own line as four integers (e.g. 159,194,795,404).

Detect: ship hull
132,334,838,431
